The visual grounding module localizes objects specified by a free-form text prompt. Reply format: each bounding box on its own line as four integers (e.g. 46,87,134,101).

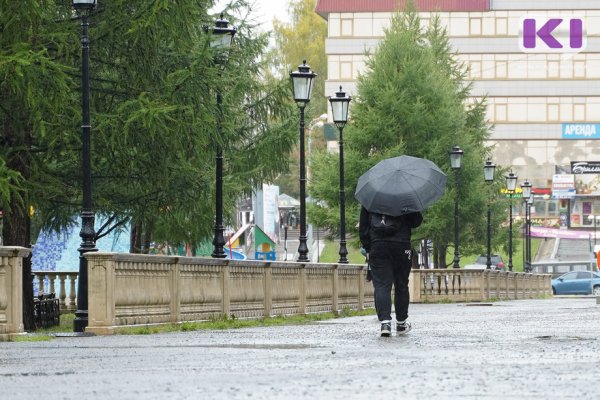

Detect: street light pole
527,193,534,271
329,86,351,264
206,14,236,258
484,160,496,269
521,180,532,272
449,146,464,269
290,61,316,262
505,170,518,272
73,0,98,333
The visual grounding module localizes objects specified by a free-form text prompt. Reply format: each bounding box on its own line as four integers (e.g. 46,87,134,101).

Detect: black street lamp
527,193,534,271
206,14,236,258
290,60,316,262
484,159,496,269
72,0,98,333
521,180,532,272
505,170,518,272
329,86,351,264
449,146,463,269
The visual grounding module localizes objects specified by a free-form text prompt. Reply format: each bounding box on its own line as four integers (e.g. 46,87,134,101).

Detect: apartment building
315,0,600,228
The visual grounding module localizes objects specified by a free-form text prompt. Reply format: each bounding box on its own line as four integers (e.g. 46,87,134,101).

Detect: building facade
316,0,600,228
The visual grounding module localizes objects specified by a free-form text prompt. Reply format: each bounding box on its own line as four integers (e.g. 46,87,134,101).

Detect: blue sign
562,124,600,139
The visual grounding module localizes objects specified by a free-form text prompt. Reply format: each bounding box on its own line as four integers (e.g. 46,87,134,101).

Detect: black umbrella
355,155,447,216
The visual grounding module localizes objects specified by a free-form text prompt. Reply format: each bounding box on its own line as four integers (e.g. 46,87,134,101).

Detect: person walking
359,206,422,337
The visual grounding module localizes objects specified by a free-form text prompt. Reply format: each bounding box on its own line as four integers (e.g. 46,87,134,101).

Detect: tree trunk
130,220,142,253
2,198,35,330
142,220,152,254
1,117,35,330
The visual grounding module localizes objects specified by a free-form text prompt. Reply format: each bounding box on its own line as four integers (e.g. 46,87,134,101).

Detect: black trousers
369,241,412,322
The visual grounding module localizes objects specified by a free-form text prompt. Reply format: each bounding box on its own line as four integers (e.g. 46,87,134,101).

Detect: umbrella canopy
355,155,447,216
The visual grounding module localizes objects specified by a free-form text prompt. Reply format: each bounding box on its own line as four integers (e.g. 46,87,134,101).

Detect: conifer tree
309,11,507,267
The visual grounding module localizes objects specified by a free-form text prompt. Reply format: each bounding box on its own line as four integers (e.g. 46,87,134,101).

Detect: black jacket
359,206,423,252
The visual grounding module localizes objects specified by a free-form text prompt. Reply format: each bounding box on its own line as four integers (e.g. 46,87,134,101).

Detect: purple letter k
523,19,563,49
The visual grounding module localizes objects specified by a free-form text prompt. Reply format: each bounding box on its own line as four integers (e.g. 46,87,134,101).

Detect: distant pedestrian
359,206,422,337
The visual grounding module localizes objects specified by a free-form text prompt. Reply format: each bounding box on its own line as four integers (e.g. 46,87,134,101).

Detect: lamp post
329,86,351,264
206,14,236,258
72,0,97,333
484,159,496,269
527,193,534,271
521,180,532,272
290,60,316,262
505,170,518,272
449,146,463,269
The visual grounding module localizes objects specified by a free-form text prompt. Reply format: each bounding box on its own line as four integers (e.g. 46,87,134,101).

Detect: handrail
31,271,78,313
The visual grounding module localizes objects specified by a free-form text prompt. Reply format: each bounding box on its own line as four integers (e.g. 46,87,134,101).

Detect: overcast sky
212,0,291,33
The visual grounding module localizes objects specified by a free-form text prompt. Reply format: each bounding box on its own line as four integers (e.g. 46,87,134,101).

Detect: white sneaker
396,321,412,335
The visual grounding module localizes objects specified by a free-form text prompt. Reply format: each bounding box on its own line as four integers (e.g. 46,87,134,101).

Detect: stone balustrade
85,253,374,335
1,247,554,339
411,268,552,302
32,271,78,313
0,247,30,341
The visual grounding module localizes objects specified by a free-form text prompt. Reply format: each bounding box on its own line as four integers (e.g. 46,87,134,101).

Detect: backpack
370,213,401,236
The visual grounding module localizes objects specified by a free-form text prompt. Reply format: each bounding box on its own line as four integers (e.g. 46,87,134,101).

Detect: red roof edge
316,0,490,19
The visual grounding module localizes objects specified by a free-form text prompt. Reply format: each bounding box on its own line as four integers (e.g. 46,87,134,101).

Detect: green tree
1,0,297,327
269,0,328,198
309,11,508,267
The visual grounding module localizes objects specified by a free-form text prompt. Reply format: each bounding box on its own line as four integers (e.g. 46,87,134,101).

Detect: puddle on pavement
197,343,321,350
535,335,596,342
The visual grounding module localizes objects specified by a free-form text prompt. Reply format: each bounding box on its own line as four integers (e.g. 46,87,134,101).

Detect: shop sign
570,161,600,174
552,174,575,199
562,124,600,139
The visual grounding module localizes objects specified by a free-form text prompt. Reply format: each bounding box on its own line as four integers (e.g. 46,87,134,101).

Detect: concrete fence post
299,265,306,314
222,262,231,317
409,270,421,303
169,260,181,323
86,252,116,335
332,265,339,313
0,247,30,340
358,265,365,310
264,263,272,318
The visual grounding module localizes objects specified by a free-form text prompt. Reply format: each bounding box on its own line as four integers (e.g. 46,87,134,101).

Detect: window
495,17,508,35
340,62,352,79
574,104,586,121
576,271,592,279
469,61,482,79
469,18,482,35
561,272,578,281
548,61,560,79
574,60,586,78
495,104,507,121
547,104,560,122
341,19,353,36
495,61,507,78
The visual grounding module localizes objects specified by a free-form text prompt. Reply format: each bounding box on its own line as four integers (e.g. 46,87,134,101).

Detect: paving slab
1,297,599,400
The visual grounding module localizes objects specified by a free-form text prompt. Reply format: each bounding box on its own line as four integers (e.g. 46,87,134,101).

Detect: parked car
466,255,505,270
551,271,600,295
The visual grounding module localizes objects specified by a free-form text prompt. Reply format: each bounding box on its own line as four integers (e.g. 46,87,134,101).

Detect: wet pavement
1,297,599,399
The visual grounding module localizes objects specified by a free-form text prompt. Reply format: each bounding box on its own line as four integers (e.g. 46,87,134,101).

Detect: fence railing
410,269,552,302
85,253,375,334
1,247,554,338
31,271,78,313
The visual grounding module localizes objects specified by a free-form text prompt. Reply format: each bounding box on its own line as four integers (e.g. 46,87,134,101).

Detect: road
1,297,599,399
